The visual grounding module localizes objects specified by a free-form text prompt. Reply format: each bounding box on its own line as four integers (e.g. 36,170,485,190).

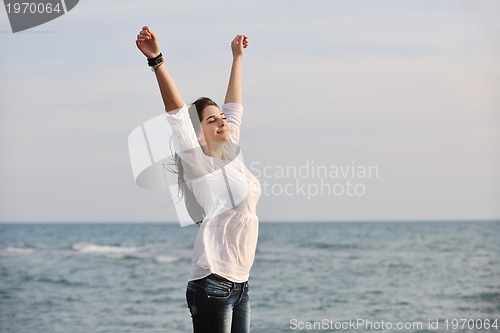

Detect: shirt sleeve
165,104,200,154
222,103,244,144
165,104,212,182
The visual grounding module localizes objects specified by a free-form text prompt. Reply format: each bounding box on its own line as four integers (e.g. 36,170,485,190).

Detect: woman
135,26,261,333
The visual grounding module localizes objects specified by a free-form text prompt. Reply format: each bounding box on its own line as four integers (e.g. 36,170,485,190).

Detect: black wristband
147,53,163,67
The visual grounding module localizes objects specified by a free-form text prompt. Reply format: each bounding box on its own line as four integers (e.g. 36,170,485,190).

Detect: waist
209,273,247,286
211,273,230,281
189,273,247,288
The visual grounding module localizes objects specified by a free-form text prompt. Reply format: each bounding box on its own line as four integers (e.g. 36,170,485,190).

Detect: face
199,105,231,144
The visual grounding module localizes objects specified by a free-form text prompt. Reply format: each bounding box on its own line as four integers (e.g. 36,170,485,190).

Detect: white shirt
166,103,261,283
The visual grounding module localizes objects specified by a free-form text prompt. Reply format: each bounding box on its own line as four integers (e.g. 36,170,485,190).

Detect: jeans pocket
206,277,233,299
186,286,198,317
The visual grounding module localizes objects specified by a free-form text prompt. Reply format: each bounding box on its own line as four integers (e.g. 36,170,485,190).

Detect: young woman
135,26,261,333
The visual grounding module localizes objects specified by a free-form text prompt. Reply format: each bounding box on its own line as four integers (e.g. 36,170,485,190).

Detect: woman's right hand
136,26,161,59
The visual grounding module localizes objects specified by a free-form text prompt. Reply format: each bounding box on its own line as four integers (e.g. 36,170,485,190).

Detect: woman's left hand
231,35,248,59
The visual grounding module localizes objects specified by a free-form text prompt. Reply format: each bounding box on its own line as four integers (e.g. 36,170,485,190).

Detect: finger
232,35,244,46
136,34,148,41
139,31,153,41
149,30,156,41
141,26,155,39
238,35,247,45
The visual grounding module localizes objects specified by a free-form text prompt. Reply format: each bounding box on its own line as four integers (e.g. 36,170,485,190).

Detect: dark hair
189,97,219,131
169,97,219,225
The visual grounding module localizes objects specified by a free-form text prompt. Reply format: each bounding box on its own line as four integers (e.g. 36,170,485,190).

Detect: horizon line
0,219,499,225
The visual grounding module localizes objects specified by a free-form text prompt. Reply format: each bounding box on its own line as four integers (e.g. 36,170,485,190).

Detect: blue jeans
186,274,250,333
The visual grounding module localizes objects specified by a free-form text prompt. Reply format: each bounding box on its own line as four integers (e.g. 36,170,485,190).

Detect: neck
204,141,226,160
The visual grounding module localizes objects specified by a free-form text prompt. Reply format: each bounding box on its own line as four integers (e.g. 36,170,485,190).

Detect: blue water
0,221,499,333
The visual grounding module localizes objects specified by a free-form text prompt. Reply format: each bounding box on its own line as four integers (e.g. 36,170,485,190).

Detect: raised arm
224,35,248,105
136,26,184,112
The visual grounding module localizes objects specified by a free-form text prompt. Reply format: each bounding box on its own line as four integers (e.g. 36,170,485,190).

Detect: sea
0,221,499,333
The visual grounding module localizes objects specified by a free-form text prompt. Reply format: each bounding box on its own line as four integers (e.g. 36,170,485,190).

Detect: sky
1,0,499,223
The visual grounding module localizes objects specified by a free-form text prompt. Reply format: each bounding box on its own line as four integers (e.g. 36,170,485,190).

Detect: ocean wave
462,291,500,303
36,276,86,288
154,255,181,263
72,242,141,255
309,242,358,250
6,245,37,254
